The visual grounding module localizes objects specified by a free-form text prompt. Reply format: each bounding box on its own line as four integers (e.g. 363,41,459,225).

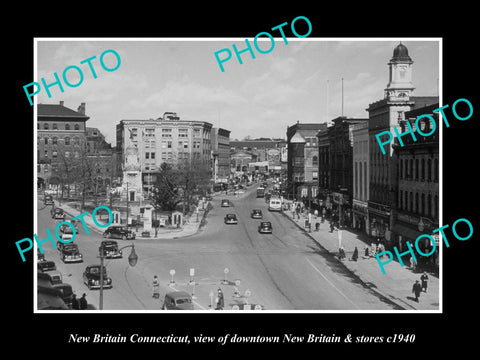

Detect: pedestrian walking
152,275,160,298
215,288,224,310
338,246,346,260
364,245,370,258
370,243,376,257
79,293,88,310
71,293,79,310
351,246,359,261
412,280,422,302
420,272,429,292
410,256,417,272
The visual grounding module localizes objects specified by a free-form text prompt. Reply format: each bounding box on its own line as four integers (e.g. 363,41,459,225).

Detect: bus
268,197,282,212
256,187,265,198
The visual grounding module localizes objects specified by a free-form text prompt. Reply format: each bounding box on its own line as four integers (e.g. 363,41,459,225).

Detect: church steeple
385,42,415,101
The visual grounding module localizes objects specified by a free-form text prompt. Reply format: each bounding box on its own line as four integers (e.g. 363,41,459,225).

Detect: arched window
44,123,49,130
65,123,70,130
74,124,80,130
53,123,57,130
421,159,425,180
64,137,70,145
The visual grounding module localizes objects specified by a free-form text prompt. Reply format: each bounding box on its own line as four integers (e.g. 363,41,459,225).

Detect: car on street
51,207,66,220
83,265,113,290
162,291,194,310
103,226,136,240
224,214,238,224
251,209,263,219
60,243,83,263
221,199,230,207
53,283,74,309
38,260,57,272
44,270,63,285
58,223,75,241
258,221,273,234
99,240,123,259
44,194,54,205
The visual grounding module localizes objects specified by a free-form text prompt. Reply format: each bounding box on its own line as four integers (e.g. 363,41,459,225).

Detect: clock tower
384,42,415,101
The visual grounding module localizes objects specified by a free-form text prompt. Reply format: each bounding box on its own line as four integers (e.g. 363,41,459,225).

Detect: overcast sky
35,38,440,144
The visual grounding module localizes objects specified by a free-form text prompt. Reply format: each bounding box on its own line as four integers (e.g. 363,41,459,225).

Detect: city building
116,112,212,201
230,138,287,177
211,127,231,183
392,103,439,269
352,121,370,233
230,150,255,179
85,127,117,191
286,122,327,201
367,43,438,249
37,101,89,190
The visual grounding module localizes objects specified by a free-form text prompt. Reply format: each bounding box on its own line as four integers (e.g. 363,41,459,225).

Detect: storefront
352,199,368,233
367,201,391,245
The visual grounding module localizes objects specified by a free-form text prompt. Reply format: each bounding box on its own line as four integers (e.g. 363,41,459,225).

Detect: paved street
37,184,415,311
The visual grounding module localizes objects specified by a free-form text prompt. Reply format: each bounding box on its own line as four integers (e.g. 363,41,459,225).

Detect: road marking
305,258,360,309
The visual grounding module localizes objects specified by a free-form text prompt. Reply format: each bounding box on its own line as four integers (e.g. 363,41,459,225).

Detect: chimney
77,102,86,115
59,101,64,106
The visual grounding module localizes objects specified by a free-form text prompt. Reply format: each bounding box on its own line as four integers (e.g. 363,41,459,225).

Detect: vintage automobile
99,240,123,259
44,194,54,205
224,214,238,225
44,270,63,285
258,221,273,234
102,226,136,240
162,291,194,310
50,207,66,220
60,243,83,263
83,265,112,290
58,223,75,241
37,260,57,272
53,283,74,309
251,209,263,219
221,199,230,207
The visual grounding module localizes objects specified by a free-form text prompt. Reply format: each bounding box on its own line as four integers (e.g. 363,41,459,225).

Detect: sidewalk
282,210,440,311
52,201,204,241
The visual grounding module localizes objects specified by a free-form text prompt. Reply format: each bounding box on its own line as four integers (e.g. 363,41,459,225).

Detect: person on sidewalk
338,246,346,260
351,246,359,261
363,245,370,259
412,280,422,302
420,272,429,292
152,275,160,298
79,293,88,310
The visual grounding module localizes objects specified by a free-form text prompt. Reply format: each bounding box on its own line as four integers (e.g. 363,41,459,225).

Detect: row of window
39,123,82,131
39,137,81,146
398,191,439,219
399,157,439,182
130,128,204,139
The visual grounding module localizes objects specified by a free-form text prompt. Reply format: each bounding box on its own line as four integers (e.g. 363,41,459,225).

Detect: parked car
83,265,112,290
251,209,263,219
53,283,74,308
44,194,54,205
51,207,66,220
38,260,57,272
224,214,238,224
103,226,136,240
162,291,194,310
221,199,230,207
44,270,63,285
60,243,83,263
99,240,123,259
258,221,273,234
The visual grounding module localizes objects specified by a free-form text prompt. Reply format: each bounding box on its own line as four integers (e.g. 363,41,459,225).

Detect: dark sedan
251,209,263,219
103,226,136,240
258,221,273,234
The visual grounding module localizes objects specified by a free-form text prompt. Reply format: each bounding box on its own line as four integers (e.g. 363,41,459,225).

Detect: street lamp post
98,243,138,310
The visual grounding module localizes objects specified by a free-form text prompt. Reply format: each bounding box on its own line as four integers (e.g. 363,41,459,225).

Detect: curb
280,211,413,310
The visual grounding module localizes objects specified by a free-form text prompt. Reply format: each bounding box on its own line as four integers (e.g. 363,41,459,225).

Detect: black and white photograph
7,6,479,354
33,38,441,312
